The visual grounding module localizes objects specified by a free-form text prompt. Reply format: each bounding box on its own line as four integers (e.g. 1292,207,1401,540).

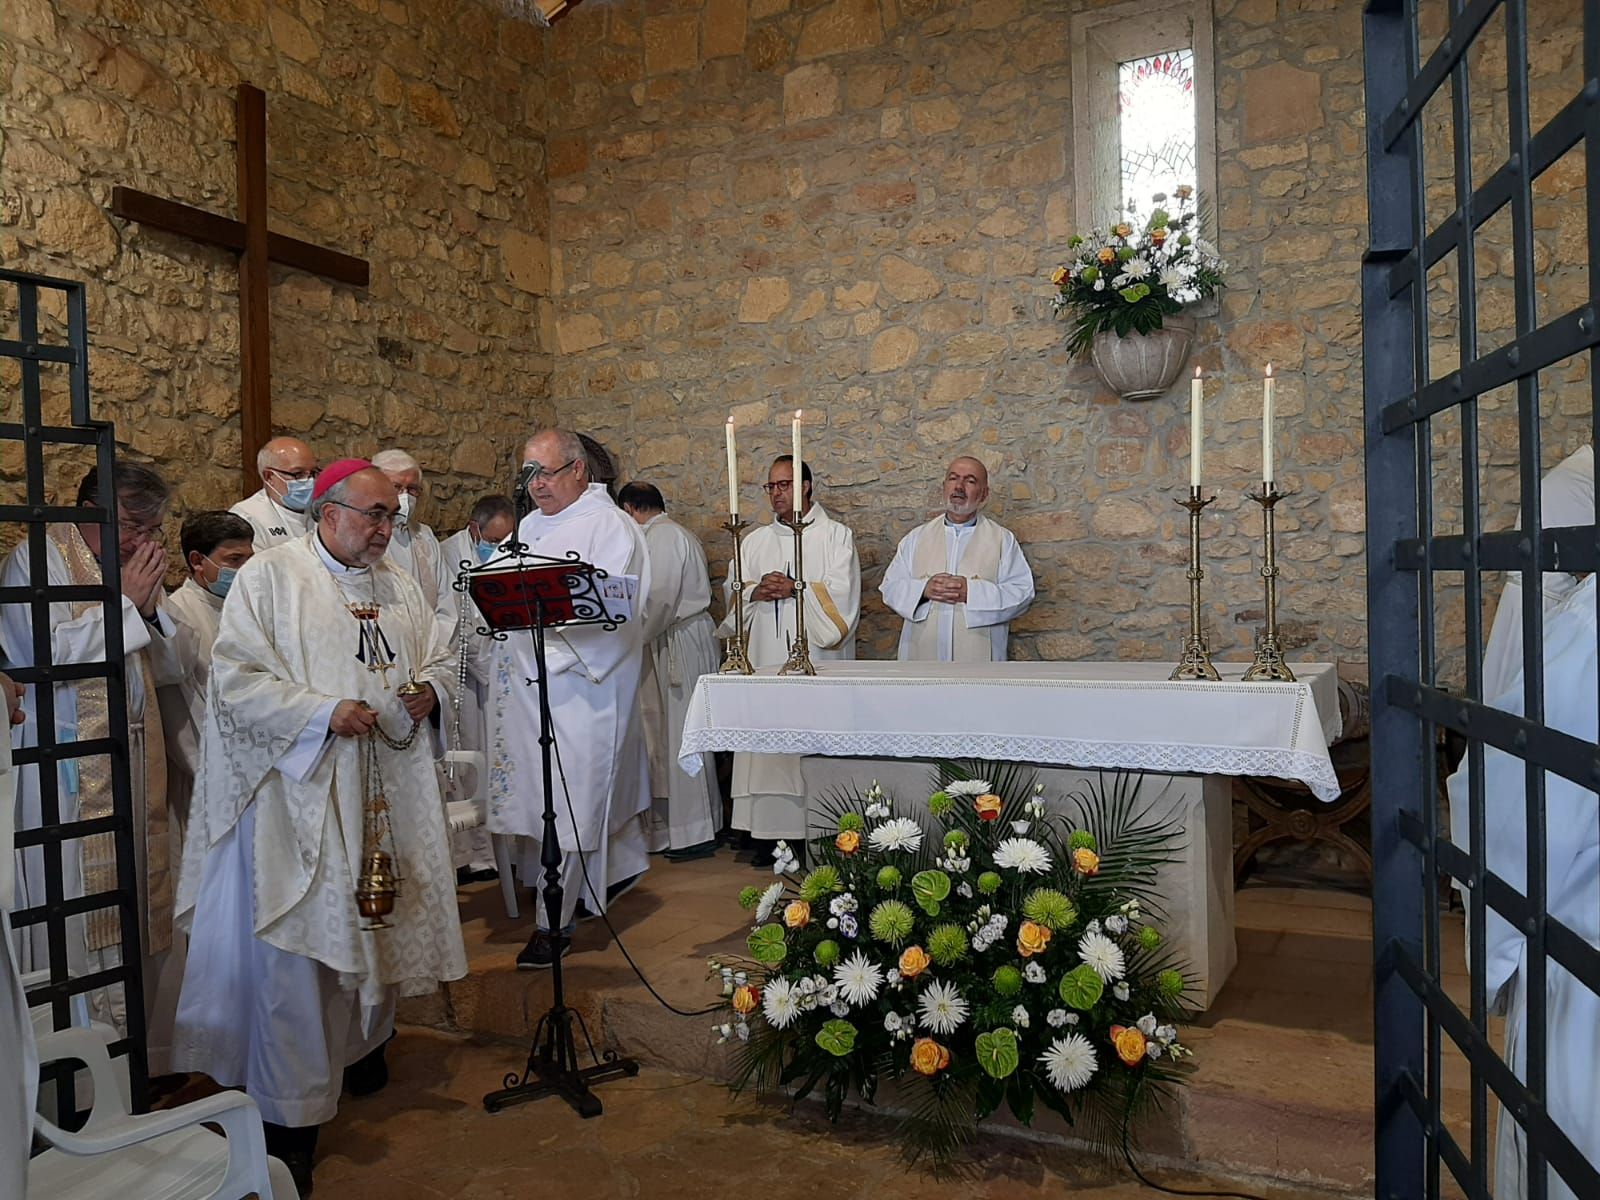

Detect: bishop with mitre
172,460,466,1194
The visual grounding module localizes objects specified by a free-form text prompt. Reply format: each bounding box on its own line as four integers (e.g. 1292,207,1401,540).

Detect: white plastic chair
442,748,519,919
28,1023,297,1200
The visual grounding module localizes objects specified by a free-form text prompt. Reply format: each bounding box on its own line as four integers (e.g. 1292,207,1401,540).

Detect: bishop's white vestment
230,487,309,551
172,532,466,1127
718,504,859,840
638,513,720,851
879,514,1035,662
1447,576,1600,1200
484,485,652,931
1,527,183,1070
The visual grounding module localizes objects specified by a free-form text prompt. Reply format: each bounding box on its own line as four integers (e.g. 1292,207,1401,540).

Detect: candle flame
1266,363,1273,378
794,409,803,420
1194,366,1202,378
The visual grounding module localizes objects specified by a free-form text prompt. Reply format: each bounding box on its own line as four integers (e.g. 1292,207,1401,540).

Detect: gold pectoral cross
348,602,398,689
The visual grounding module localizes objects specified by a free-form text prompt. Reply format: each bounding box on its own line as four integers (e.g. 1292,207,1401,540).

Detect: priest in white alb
231,436,319,550
880,455,1035,662
484,430,652,970
2,461,183,1068
373,448,443,613
172,460,466,1195
719,455,859,864
618,481,721,859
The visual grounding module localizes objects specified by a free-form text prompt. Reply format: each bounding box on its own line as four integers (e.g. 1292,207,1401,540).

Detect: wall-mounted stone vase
1088,314,1197,401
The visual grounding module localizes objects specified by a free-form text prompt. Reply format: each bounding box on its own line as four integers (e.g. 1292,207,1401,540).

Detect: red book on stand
467,561,584,630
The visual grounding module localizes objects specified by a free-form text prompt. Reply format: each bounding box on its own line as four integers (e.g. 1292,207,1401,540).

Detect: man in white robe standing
231,436,318,550
373,448,442,613
718,455,859,866
484,430,651,970
173,460,466,1195
0,673,34,1200
2,462,183,1068
434,493,516,874
880,455,1035,662
618,481,721,860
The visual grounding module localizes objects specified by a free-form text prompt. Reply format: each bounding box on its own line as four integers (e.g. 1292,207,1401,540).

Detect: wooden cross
110,84,370,494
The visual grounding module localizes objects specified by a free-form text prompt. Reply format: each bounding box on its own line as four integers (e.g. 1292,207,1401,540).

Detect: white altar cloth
679,660,1342,800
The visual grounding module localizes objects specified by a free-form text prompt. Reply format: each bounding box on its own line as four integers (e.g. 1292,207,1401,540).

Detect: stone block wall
0,0,552,537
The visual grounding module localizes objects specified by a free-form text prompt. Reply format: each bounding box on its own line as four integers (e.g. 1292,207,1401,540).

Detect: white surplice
158,578,225,849
172,532,466,1127
717,503,860,840
1446,576,1600,1200
879,514,1035,662
387,517,442,614
434,528,494,872
638,513,720,851
230,487,310,551
0,726,33,1200
484,484,652,931
1,533,184,1069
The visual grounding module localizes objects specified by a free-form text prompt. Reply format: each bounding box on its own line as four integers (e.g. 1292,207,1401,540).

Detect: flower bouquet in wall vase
1051,186,1226,401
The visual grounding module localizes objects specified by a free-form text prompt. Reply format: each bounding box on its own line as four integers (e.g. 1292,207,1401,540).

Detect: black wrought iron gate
1,267,148,1110
1365,0,1600,1196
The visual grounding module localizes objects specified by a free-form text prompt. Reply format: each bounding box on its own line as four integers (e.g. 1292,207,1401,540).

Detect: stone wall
0,0,552,538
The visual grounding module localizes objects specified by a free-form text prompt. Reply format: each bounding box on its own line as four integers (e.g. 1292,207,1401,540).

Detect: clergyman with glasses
717,453,860,868
231,435,319,549
0,460,186,1069
172,458,465,1195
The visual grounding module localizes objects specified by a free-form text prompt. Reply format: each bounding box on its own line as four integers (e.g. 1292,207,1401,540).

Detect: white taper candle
725,418,739,517
1263,364,1275,488
1190,367,1203,489
791,409,804,517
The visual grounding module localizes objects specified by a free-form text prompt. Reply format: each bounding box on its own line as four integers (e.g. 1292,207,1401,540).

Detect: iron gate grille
1365,0,1600,1196
0,267,148,1109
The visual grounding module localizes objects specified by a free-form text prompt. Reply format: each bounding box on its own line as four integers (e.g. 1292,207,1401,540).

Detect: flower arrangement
1049,186,1226,358
711,764,1195,1165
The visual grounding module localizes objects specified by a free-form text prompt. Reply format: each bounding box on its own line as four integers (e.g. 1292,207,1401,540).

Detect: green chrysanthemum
993,964,1024,997
799,866,842,902
977,871,1003,896
869,899,916,947
837,813,865,834
876,865,902,891
1157,969,1186,998
943,829,969,852
738,886,763,910
928,923,969,966
814,939,842,968
1068,830,1098,852
1022,888,1077,932
928,790,954,817
1138,926,1163,952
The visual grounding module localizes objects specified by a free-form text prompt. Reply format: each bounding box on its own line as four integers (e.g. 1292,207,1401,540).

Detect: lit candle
725,418,739,517
1263,364,1275,488
1189,367,1203,490
791,409,804,518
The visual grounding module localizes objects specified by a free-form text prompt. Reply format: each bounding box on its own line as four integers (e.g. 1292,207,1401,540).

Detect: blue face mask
475,539,497,563
207,567,238,599
281,477,314,513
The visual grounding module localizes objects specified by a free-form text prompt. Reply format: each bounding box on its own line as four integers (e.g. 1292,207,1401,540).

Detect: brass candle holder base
1170,487,1221,682
719,515,755,675
1243,484,1297,683
777,512,816,677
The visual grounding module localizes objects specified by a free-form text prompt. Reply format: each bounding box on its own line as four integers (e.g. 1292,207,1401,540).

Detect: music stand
463,543,641,1118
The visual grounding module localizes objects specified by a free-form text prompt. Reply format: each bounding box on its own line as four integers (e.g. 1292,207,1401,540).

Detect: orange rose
1016,920,1052,958
975,794,1003,822
731,984,759,1015
1150,227,1168,245
898,945,932,979
1097,247,1116,265
910,1037,952,1076
1114,222,1133,238
1072,847,1101,876
783,900,811,929
1050,265,1069,286
836,829,861,855
1111,1024,1148,1067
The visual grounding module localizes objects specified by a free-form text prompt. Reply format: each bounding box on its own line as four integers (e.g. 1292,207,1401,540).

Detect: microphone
513,462,536,523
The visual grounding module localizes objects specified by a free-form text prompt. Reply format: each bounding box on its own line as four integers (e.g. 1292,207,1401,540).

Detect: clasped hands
750,571,797,603
120,542,168,620
921,573,969,605
330,685,437,738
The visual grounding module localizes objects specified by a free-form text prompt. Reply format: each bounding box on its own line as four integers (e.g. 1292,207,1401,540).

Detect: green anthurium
1058,964,1104,1010
747,923,788,965
815,1019,858,1057
911,869,951,916
974,1028,1021,1080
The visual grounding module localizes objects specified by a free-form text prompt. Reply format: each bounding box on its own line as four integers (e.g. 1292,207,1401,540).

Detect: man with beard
879,455,1035,662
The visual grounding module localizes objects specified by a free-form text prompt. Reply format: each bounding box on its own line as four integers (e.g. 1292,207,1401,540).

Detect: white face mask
397,493,415,524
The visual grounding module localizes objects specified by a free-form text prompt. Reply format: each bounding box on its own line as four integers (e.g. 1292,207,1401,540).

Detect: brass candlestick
1243,484,1296,682
720,515,755,675
777,510,816,676
1170,486,1221,682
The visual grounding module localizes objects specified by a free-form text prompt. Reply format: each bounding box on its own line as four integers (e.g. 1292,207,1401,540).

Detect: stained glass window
1118,50,1197,216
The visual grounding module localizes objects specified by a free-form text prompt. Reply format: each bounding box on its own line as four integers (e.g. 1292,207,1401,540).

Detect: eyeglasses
118,512,164,540
266,467,318,481
524,458,579,482
761,480,794,494
327,501,400,528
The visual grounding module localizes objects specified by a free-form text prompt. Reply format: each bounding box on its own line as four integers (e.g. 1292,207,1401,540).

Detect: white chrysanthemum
1122,257,1151,280
868,817,924,854
993,837,1052,874
1078,930,1127,982
754,882,786,924
762,978,800,1029
943,780,993,797
834,949,884,1008
916,980,970,1036
1041,1034,1098,1092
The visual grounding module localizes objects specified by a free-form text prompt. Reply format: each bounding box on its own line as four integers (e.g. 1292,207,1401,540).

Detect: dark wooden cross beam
110,84,370,494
